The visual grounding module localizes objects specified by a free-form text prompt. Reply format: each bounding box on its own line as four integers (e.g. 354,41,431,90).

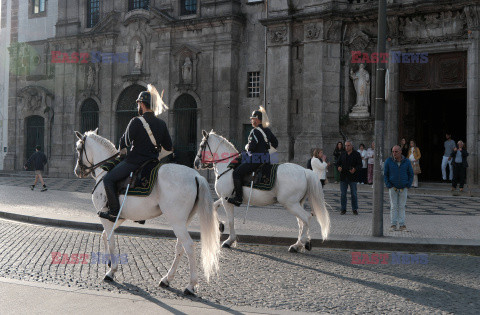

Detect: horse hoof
184,288,196,296
107,261,111,268
288,246,298,253
159,280,169,288
305,241,312,251
219,222,225,233
222,242,231,249
104,275,114,282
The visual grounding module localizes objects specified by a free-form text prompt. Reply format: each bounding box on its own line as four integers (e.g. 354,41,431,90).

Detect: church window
248,72,261,98
180,0,197,15
33,0,46,14
87,0,100,28
128,0,149,11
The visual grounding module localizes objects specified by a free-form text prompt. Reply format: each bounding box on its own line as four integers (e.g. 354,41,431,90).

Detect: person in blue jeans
336,140,363,215
384,145,413,231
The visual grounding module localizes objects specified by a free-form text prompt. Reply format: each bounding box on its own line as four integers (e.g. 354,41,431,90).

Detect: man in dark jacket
336,140,362,215
449,140,469,192
227,109,278,206
384,145,413,231
24,145,48,192
98,91,173,222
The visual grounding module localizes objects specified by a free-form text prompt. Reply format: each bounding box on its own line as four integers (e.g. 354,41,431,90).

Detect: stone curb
1,210,478,255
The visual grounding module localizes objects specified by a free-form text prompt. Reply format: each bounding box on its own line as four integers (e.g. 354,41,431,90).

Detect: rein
77,135,119,179
196,133,240,169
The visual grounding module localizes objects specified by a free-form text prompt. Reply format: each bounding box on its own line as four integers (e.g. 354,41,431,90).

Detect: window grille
248,72,261,98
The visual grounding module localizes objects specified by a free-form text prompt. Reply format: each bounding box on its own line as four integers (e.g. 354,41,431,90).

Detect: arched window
116,84,146,139
173,94,197,167
80,98,99,133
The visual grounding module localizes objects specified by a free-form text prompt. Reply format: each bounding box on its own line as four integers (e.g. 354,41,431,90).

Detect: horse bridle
196,133,239,169
77,135,119,178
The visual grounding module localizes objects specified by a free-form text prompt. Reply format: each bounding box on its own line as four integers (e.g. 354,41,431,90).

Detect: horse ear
75,131,83,140
93,128,98,135
202,130,208,137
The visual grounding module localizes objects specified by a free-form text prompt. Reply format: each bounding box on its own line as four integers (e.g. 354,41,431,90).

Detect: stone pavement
0,176,479,254
0,219,479,314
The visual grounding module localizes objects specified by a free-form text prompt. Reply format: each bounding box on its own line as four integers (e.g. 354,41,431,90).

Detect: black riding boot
227,178,243,206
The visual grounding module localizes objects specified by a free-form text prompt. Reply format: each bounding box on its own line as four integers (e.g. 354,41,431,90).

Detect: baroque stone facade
1,0,479,184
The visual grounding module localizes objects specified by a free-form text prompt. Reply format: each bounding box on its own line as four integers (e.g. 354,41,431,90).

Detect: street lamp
372,0,387,237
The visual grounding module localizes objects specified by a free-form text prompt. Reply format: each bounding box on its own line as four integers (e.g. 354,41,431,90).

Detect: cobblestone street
0,219,479,313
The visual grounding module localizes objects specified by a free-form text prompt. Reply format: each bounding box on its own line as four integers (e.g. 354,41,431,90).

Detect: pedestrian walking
450,140,468,192
24,145,48,192
357,143,368,184
336,140,362,215
311,148,329,187
366,141,375,185
384,145,413,231
408,140,421,188
442,133,456,182
333,141,344,184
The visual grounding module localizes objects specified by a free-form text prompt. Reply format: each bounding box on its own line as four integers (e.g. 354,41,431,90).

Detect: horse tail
305,170,330,240
194,176,220,282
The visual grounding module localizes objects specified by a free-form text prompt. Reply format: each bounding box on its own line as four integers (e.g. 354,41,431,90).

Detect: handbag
413,161,421,175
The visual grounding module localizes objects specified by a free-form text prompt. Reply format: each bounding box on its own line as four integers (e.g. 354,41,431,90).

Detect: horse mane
210,131,239,153
85,131,118,155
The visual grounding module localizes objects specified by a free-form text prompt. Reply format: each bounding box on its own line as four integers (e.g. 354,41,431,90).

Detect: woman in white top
358,143,368,184
311,148,329,187
366,141,375,185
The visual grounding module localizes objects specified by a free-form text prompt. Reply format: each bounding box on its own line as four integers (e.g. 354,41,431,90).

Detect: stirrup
226,196,242,206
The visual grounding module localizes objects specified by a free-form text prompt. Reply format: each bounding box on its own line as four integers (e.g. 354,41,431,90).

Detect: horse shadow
231,247,480,313
107,281,243,315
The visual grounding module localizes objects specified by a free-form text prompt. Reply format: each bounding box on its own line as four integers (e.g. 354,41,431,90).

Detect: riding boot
227,178,243,206
98,189,120,223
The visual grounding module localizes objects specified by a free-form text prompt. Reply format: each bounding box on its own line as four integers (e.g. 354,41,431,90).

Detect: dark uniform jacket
243,124,278,164
119,112,173,166
336,150,363,182
450,148,469,168
25,151,47,171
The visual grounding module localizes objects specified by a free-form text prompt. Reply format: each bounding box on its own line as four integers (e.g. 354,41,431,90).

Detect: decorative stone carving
349,64,370,118
348,31,370,52
464,5,480,29
387,16,399,39
269,27,288,43
182,57,193,84
305,24,320,40
325,20,342,41
18,87,53,115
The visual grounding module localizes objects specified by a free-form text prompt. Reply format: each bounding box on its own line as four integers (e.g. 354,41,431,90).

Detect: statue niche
349,64,370,118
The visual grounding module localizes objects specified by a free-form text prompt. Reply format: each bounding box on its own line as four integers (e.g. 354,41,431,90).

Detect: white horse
74,130,220,295
194,130,330,252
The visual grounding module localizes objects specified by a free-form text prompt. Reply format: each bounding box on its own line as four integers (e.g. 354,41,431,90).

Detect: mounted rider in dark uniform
98,90,173,222
227,108,278,206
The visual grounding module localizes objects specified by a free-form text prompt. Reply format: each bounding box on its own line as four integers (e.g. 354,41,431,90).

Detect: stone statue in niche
182,57,193,84
134,40,143,70
87,66,95,90
349,64,370,118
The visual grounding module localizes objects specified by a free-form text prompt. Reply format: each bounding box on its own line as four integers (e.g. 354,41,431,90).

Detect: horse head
74,129,116,178
194,130,238,170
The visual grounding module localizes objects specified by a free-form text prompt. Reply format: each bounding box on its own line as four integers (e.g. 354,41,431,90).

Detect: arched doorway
173,94,197,167
116,84,146,140
25,115,44,170
80,98,99,133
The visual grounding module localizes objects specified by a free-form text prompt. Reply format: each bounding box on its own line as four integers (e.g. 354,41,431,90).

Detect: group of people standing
441,133,469,191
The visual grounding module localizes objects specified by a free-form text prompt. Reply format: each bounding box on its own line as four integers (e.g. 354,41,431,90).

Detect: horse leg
160,239,184,288
221,201,236,248
283,203,311,253
214,199,225,233
102,219,124,281
171,224,198,295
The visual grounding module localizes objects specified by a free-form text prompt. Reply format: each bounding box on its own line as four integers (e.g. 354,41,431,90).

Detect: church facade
2,0,479,184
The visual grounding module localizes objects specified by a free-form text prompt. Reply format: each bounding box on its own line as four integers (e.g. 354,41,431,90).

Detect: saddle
100,157,163,197
227,158,279,191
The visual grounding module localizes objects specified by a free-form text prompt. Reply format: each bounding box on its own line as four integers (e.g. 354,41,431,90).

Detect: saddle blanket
101,157,163,197
227,158,279,191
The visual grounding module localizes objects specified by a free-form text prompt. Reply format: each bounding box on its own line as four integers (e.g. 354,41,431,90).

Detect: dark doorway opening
116,84,146,141
25,115,45,170
173,94,197,168
399,89,467,182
